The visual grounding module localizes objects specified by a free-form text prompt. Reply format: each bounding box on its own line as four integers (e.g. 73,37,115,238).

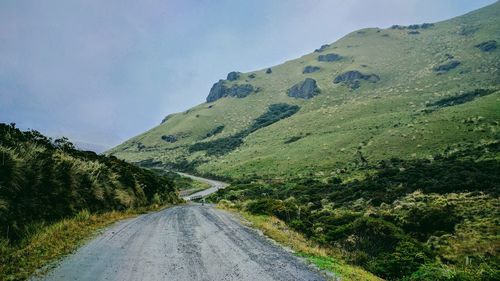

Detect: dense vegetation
425,88,496,112
204,125,225,139
0,123,180,243
209,142,500,280
189,103,299,156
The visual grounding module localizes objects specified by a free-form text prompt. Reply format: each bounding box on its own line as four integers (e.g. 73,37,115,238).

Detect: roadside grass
218,203,383,281
179,180,212,197
0,206,170,281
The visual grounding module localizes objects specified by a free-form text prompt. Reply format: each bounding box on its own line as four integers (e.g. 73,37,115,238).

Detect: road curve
177,172,228,201
33,204,326,281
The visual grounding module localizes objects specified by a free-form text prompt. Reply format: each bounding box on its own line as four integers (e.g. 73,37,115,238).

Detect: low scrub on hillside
189,103,299,156
209,142,500,280
425,88,496,112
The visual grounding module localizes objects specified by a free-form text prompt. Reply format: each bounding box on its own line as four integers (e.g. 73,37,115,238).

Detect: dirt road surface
177,172,228,201
34,204,326,281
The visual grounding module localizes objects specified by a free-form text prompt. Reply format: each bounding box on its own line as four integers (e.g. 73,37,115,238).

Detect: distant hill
109,1,500,180
73,140,110,154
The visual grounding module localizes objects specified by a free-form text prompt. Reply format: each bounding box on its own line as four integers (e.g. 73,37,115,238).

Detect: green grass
217,203,382,281
0,207,170,281
108,2,500,180
178,179,211,197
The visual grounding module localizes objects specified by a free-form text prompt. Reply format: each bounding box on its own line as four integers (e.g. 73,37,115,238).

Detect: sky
0,0,496,152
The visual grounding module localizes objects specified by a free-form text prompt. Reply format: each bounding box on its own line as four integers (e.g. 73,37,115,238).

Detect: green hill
106,3,500,280
109,2,500,180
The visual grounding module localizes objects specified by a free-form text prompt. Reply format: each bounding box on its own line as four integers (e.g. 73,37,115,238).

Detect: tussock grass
218,203,382,281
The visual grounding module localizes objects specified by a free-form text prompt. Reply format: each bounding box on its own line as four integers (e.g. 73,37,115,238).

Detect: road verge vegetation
0,207,171,280
218,202,382,281
211,141,499,280
0,123,181,280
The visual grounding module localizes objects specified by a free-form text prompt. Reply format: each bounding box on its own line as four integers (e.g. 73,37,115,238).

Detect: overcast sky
0,0,495,151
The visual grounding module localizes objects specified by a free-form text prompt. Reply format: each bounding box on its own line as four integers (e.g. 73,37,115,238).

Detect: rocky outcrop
303,66,321,74
475,40,497,52
333,70,380,89
314,44,330,52
228,84,254,98
391,23,434,30
287,78,320,99
408,23,434,29
227,71,241,81
207,80,227,102
434,60,461,73
161,135,177,143
318,53,343,62
206,80,256,102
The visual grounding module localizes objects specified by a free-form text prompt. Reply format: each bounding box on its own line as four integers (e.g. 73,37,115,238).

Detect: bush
189,104,299,155
0,123,180,242
404,263,482,281
210,143,500,280
368,240,431,280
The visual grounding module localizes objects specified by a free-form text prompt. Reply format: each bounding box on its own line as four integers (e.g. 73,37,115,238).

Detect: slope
108,1,500,180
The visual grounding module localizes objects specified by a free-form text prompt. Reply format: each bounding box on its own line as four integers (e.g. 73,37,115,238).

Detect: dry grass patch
0,206,170,281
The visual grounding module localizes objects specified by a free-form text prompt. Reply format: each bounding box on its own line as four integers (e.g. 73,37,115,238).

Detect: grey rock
303,66,321,74
333,70,380,89
161,135,177,143
434,60,461,73
287,78,320,99
475,40,497,52
206,80,227,102
314,44,330,52
206,80,255,102
228,84,255,98
317,53,343,62
227,71,241,81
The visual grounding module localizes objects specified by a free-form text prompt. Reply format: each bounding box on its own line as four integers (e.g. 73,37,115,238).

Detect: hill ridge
109,1,500,180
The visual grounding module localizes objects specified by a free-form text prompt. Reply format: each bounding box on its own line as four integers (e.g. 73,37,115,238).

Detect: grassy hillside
109,2,500,180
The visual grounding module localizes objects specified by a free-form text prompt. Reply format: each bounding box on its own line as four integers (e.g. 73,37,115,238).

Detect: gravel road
177,172,228,201
34,204,326,281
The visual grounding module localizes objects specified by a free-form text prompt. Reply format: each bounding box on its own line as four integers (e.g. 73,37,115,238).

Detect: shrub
0,123,180,242
189,104,299,155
